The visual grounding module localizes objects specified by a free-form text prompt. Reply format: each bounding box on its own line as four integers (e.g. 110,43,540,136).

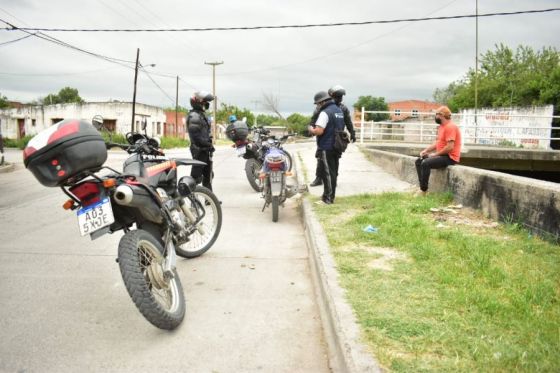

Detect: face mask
435,117,442,124
203,102,210,110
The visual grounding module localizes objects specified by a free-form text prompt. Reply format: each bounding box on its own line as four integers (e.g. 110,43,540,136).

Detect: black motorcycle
230,125,293,192
23,116,222,330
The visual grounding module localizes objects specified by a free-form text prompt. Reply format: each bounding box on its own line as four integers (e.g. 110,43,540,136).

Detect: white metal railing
358,108,560,148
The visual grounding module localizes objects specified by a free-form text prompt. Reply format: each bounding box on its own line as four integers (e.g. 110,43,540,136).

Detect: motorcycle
229,125,293,192
225,121,297,222
259,143,297,222
23,116,222,330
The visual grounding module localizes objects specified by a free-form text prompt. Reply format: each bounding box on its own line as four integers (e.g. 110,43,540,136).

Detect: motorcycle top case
226,120,249,142
23,119,107,187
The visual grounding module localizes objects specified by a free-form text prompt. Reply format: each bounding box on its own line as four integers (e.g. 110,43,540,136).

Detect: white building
0,101,167,140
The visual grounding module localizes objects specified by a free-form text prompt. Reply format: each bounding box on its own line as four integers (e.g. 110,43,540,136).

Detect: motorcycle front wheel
176,185,223,259
118,230,185,330
245,158,263,192
281,150,293,172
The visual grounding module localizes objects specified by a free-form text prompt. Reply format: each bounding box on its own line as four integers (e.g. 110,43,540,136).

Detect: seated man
415,106,461,196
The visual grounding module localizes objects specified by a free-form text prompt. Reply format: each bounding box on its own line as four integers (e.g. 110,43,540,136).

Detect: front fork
262,171,284,211
162,229,177,280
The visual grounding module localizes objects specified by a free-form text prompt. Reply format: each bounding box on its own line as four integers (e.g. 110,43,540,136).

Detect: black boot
310,177,322,187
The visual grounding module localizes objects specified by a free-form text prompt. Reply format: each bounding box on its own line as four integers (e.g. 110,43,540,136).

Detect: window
51,118,64,125
394,109,401,116
32,119,36,127
157,122,161,135
412,109,418,117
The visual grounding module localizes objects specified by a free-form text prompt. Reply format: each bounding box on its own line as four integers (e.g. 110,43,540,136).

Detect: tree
353,96,390,121
216,103,255,126
256,114,278,127
286,113,311,135
262,92,285,120
436,44,560,112
0,93,9,109
40,87,84,105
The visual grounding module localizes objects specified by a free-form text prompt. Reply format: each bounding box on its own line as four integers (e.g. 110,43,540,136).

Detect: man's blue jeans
415,155,456,192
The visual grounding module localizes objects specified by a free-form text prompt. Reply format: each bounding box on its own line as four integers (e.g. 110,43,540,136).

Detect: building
0,101,170,140
387,100,441,121
164,111,187,138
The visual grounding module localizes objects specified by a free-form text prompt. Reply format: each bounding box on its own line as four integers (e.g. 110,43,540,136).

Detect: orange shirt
436,121,461,162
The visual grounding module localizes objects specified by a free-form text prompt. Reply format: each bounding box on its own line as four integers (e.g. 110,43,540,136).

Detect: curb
295,152,382,373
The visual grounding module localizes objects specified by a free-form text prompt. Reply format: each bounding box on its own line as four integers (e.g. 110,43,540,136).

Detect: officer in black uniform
187,91,215,191
308,91,345,204
309,85,356,187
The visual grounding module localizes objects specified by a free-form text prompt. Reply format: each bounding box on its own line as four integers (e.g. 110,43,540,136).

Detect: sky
0,0,559,116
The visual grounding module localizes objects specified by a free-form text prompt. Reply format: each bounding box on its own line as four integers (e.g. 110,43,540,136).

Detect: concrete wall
363,147,560,240
0,102,167,139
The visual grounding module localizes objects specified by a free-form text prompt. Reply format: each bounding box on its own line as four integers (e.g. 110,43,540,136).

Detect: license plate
236,146,246,156
77,197,115,236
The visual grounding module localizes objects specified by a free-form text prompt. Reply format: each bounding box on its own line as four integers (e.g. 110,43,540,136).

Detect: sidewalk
293,142,412,372
295,142,412,196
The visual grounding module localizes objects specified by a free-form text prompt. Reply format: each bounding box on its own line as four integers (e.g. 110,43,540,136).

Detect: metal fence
357,109,560,149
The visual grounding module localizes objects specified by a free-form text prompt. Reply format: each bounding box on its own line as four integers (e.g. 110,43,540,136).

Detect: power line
0,32,34,46
2,8,558,32
139,66,175,104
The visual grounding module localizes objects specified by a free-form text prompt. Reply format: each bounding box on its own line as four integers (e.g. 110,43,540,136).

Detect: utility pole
204,61,223,142
474,0,479,142
250,100,261,127
175,75,179,137
131,48,140,132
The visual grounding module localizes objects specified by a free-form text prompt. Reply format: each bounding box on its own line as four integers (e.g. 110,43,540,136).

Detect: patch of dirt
342,244,410,271
428,204,500,232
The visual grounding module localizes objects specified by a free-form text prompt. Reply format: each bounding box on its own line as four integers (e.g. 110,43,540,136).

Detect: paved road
0,146,329,373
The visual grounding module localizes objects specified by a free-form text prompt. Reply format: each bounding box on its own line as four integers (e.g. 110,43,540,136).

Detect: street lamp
204,61,223,142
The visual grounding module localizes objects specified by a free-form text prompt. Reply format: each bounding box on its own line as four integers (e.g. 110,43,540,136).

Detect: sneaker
309,178,322,187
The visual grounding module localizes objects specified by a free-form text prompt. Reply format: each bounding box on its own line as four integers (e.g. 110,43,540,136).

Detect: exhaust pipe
114,184,163,223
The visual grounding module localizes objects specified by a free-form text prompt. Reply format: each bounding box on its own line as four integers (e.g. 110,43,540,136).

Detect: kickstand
261,201,269,212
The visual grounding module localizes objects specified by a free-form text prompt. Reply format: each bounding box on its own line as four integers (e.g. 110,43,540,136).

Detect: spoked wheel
245,158,263,192
271,195,280,222
118,230,185,330
175,185,222,259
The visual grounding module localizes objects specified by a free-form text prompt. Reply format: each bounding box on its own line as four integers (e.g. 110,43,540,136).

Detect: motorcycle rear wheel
272,195,280,222
118,230,185,330
176,185,223,258
245,158,263,192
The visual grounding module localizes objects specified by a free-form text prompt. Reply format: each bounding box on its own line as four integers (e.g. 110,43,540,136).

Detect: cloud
0,0,558,115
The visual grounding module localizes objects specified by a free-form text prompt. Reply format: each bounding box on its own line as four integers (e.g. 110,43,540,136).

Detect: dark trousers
415,155,456,192
317,149,340,203
191,149,213,191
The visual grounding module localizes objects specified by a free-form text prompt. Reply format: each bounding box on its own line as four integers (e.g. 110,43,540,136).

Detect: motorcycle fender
270,171,283,196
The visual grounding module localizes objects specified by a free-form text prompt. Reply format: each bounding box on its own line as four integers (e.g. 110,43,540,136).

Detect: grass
313,192,560,372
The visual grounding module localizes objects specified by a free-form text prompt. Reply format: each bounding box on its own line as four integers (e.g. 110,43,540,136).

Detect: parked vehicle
228,123,293,192
23,116,222,330
226,122,296,221
259,143,297,222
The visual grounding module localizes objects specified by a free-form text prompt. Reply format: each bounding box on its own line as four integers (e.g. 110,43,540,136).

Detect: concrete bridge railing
362,148,560,241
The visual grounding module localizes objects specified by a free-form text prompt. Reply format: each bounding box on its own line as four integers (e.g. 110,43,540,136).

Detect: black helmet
313,91,331,104
190,90,214,110
328,85,346,98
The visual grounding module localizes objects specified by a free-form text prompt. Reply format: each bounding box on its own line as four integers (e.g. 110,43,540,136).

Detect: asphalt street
0,145,329,373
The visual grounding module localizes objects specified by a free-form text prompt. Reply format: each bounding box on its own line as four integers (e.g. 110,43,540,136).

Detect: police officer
187,91,215,191
308,91,345,204
309,85,356,187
